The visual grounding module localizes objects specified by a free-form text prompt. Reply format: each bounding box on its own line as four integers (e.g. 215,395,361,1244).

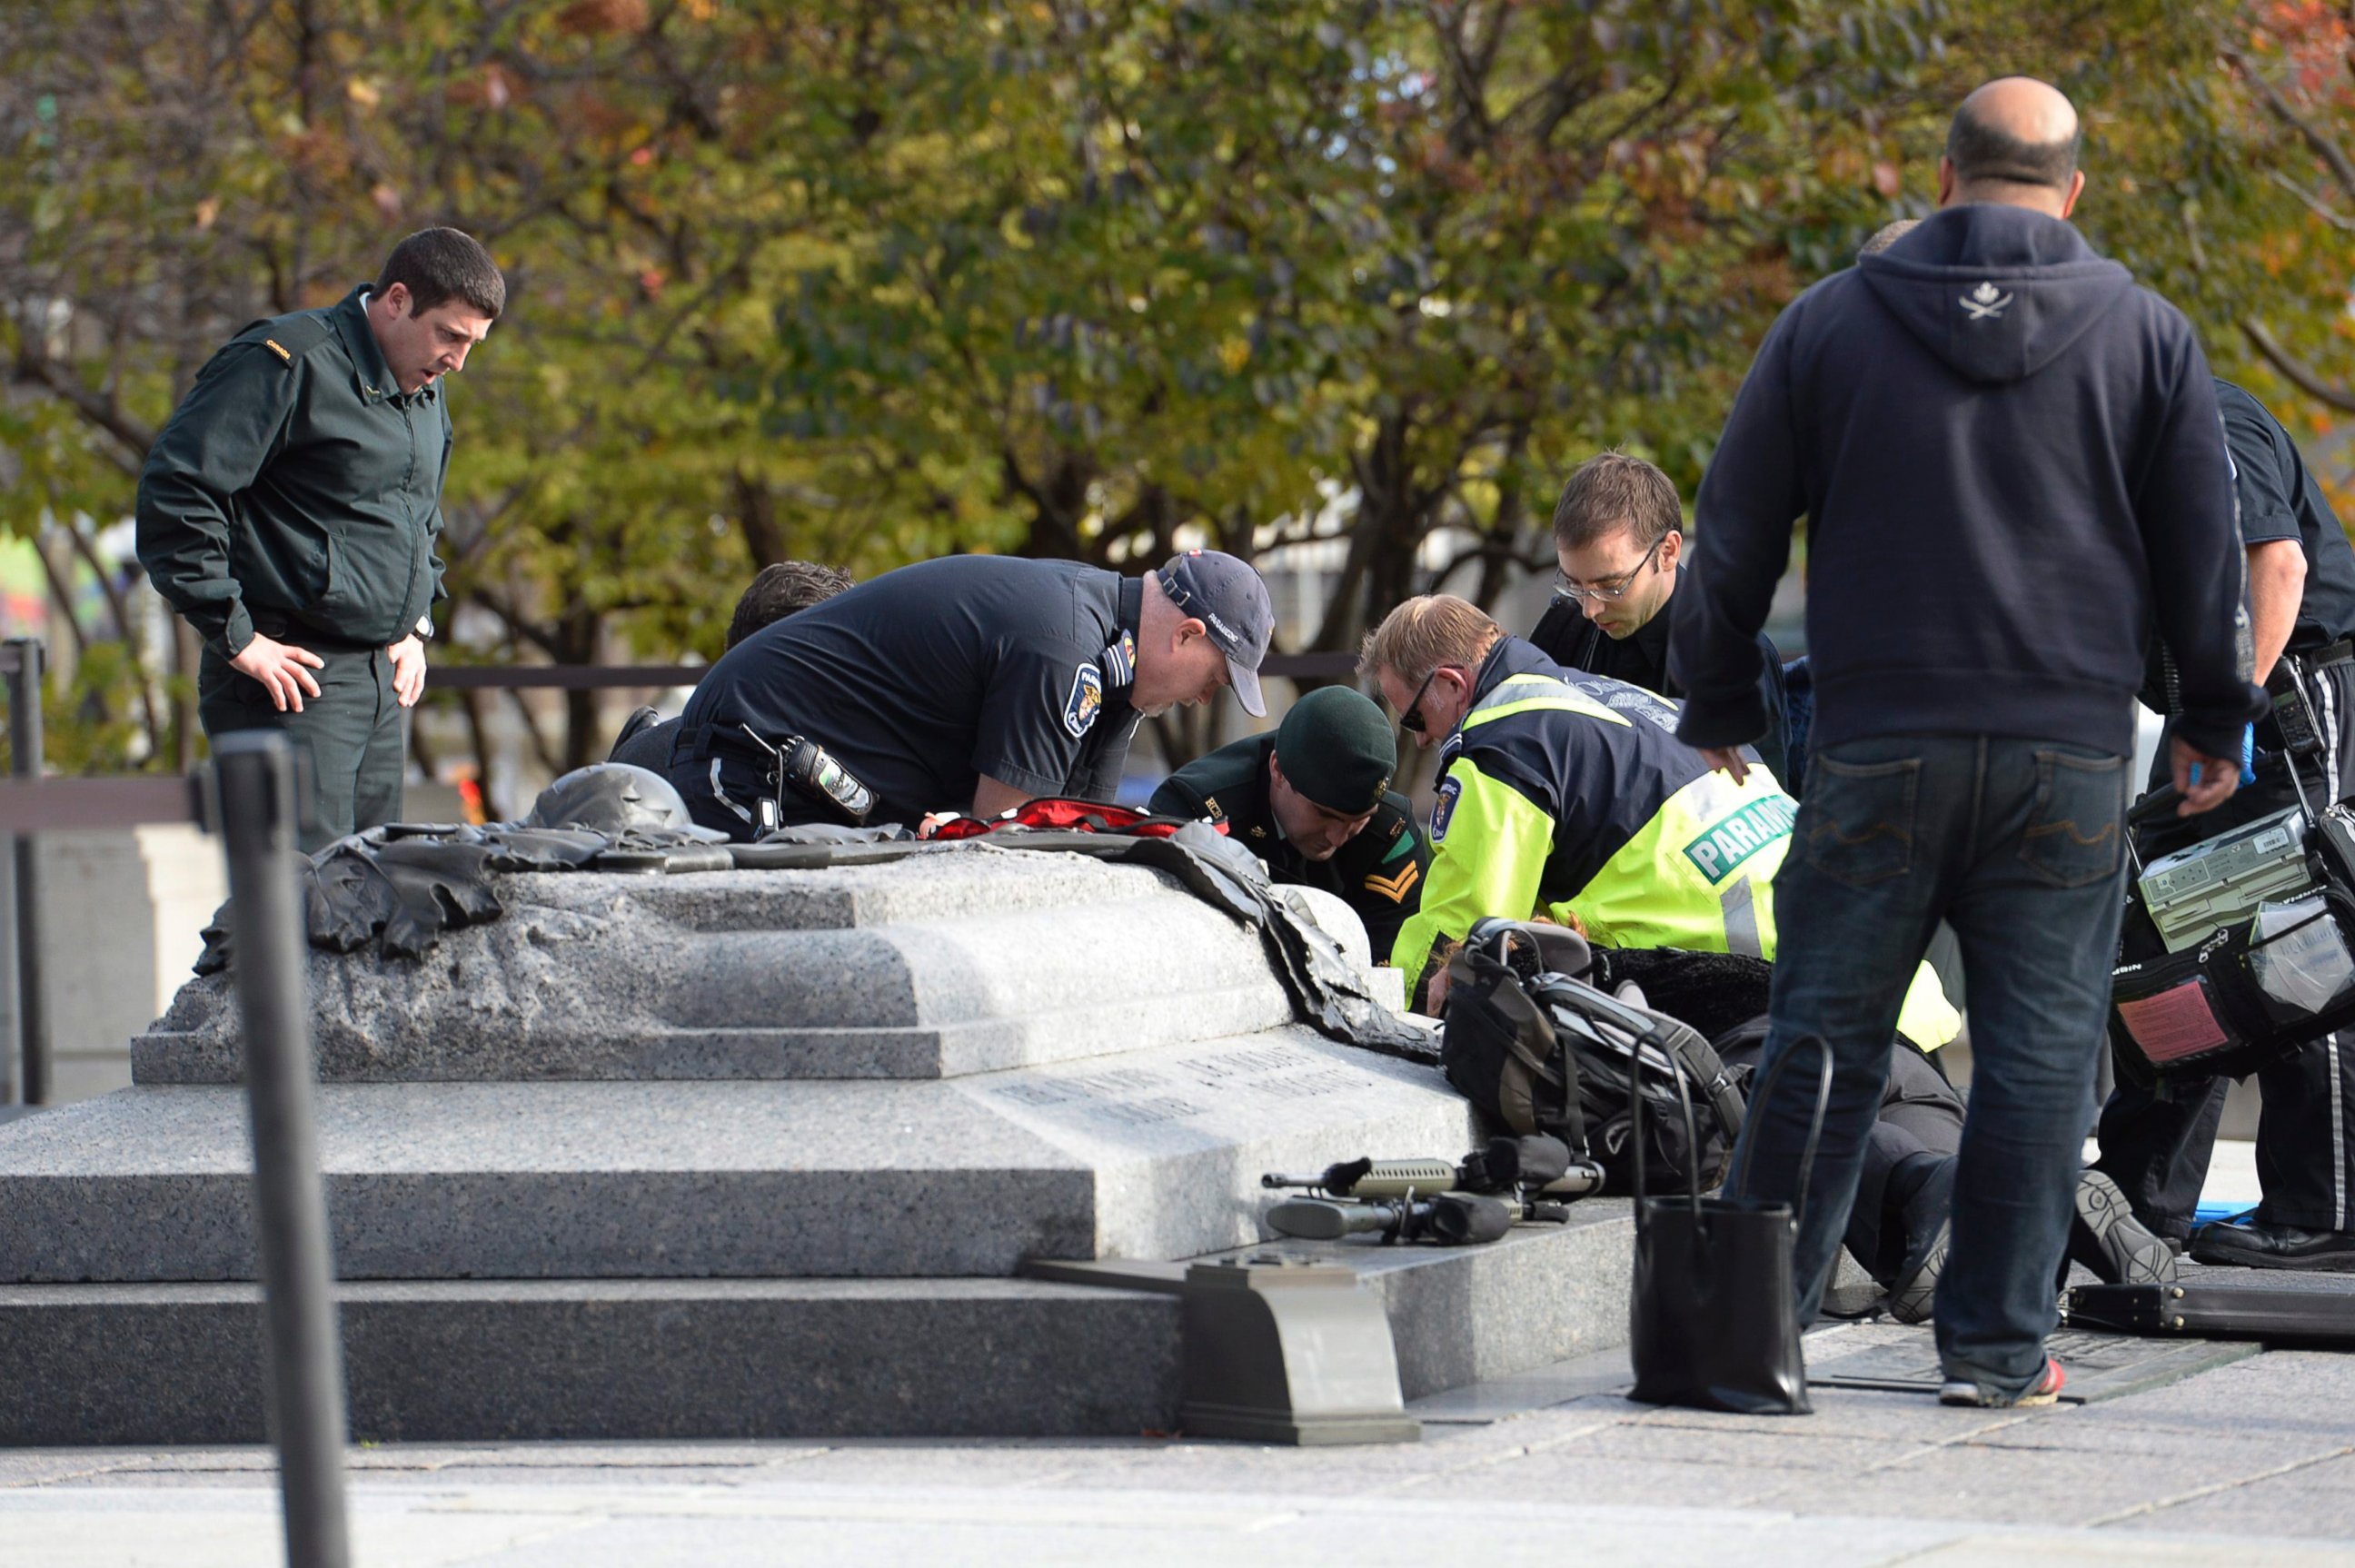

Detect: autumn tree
12,0,2278,780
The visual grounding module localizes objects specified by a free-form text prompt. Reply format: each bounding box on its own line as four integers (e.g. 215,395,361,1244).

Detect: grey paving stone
2105,1467,2355,1538
2071,1354,2355,1446
1540,1384,2043,1444
732,1442,1151,1492
966,1409,1633,1499
1428,1452,1816,1508
0,1486,579,1568
344,1441,833,1472
0,1451,145,1487
365,1465,782,1489
1899,1536,2355,1566
1966,1413,2350,1466
1757,1443,2292,1527
363,1490,1967,1568
1505,1419,1902,1473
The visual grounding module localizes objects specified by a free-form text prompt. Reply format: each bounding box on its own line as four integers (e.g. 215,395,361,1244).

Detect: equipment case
2065,1269,2355,1347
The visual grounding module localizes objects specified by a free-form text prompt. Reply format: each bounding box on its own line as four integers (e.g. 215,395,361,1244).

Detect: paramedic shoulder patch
1062,663,1103,739
1431,775,1462,843
1682,796,1798,884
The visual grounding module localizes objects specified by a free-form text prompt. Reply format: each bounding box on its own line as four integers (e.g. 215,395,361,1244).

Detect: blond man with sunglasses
1361,594,1957,1060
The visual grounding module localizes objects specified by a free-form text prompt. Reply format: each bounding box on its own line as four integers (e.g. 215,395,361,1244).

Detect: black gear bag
1439,918,1747,1195
2109,733,2355,1087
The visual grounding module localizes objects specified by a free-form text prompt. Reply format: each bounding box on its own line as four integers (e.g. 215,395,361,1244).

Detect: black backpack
1440,918,1748,1195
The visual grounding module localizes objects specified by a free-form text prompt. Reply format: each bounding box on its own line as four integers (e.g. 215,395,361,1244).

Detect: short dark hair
377,227,506,319
726,561,853,649
1551,451,1681,551
1945,104,2080,194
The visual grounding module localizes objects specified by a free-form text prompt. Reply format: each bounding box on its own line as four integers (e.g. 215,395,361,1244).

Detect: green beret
1275,686,1397,815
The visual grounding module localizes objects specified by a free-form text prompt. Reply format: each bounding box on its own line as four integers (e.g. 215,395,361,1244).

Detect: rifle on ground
1258,1135,1604,1245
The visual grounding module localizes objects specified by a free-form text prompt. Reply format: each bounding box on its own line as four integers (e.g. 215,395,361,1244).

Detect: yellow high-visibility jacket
1392,638,1960,1047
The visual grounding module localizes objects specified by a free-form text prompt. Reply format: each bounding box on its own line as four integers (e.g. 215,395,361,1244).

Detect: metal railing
420,649,1362,690
0,730,349,1568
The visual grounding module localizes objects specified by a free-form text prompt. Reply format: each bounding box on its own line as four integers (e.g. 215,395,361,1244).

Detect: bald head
1941,76,2083,216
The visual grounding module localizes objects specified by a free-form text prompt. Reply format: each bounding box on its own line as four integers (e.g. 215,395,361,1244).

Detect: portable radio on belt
737,725,875,827
2272,658,2325,759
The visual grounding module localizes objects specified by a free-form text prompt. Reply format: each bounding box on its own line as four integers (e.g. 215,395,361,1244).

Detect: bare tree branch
2268,169,2355,233
2243,318,2355,413
11,357,156,470
2228,47,2355,202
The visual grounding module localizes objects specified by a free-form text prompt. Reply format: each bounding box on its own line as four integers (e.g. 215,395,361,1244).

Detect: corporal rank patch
1430,775,1463,842
1063,662,1104,739
1682,796,1798,884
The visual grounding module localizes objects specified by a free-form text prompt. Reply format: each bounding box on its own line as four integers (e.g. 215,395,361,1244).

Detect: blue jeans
1728,734,2130,1399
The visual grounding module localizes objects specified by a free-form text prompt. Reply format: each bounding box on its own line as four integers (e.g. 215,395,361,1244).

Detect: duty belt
674,721,876,829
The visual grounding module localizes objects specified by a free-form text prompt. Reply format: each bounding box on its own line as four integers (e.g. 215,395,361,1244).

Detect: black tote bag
1627,1031,1831,1415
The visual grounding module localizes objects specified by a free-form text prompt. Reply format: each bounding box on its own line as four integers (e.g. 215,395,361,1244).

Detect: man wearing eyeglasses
1529,452,1792,789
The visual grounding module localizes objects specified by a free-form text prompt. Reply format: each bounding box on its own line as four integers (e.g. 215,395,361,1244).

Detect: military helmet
524,763,692,833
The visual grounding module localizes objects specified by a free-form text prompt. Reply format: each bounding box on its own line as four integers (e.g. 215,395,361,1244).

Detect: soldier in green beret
136,227,504,849
1150,685,1432,964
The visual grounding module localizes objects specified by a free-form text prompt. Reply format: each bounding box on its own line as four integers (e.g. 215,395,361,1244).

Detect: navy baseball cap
1158,550,1275,717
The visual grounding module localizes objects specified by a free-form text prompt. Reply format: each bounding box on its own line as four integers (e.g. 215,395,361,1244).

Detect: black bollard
214,731,350,1568
5,637,46,1106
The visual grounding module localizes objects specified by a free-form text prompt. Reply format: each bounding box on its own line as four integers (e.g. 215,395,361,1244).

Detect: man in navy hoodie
1668,77,2263,1408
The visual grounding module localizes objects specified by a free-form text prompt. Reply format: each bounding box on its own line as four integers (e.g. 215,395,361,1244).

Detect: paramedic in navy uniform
2098,381,2355,1270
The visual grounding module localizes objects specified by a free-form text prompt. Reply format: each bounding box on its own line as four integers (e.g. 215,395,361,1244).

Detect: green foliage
11,0,2328,774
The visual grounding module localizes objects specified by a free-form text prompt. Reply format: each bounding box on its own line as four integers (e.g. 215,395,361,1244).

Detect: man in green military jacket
1150,686,1432,965
136,227,504,849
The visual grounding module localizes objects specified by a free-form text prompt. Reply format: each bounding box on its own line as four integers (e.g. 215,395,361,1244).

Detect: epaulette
234,311,334,369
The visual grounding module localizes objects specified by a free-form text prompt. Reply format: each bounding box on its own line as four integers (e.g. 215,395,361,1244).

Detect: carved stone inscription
989,1041,1367,1127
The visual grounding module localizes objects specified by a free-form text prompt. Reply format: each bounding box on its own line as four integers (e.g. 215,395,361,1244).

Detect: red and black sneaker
1941,1356,2064,1408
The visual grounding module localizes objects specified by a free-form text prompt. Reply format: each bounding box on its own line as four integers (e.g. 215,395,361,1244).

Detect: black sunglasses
1398,667,1446,735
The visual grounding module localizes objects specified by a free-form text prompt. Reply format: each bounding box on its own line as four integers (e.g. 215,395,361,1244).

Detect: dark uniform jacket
1149,734,1431,964
674,556,1146,831
137,286,449,658
2216,379,2355,654
1530,568,1793,789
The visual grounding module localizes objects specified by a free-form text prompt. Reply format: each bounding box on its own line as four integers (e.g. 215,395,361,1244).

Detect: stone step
138,855,1332,1084
0,1277,1182,1445
0,1206,1636,1446
0,1030,1472,1283
1037,1197,1638,1401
